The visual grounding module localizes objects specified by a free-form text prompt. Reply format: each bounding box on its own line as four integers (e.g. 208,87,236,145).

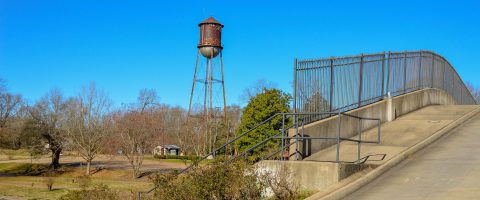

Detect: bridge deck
304,105,479,165
343,105,480,199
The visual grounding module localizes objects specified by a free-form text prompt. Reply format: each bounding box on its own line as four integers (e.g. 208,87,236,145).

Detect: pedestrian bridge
139,50,478,199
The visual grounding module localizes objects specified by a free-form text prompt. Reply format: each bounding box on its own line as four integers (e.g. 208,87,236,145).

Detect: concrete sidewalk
342,106,480,199
304,105,478,165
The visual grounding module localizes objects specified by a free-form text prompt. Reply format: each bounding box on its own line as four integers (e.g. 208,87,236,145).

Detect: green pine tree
235,88,291,157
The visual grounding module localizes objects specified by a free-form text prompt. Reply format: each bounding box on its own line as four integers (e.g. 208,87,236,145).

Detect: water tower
188,16,227,125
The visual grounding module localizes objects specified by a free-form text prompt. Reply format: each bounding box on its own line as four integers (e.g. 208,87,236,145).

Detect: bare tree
0,90,22,128
0,78,6,94
466,81,480,103
240,79,277,103
115,89,159,178
137,88,158,112
0,78,23,148
170,107,191,154
27,89,68,169
65,83,112,175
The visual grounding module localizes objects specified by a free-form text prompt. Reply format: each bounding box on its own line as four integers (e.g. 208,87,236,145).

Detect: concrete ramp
305,105,480,199
342,106,480,199
305,105,478,165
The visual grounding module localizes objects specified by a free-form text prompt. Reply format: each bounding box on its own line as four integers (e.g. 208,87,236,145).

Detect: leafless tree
65,83,112,175
115,111,157,178
115,89,159,178
137,88,158,112
0,89,22,128
0,78,23,148
240,79,277,103
27,89,68,169
466,81,480,104
0,78,6,94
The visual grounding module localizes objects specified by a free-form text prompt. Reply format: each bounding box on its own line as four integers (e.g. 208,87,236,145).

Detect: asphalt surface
344,111,480,200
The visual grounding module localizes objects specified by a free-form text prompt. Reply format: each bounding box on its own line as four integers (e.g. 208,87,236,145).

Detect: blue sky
1,0,479,108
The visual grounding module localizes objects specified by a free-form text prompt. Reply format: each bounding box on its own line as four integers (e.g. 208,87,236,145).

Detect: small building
153,145,181,156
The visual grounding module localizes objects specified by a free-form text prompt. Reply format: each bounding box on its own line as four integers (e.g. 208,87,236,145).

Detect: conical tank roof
198,17,224,27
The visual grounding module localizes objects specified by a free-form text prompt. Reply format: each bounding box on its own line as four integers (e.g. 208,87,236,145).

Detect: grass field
0,149,187,199
0,163,153,199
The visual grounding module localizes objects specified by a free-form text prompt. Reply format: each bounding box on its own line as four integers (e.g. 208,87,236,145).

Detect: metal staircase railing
138,111,381,199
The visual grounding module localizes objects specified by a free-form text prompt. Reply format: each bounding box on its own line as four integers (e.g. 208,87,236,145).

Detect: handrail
138,111,382,199
138,113,284,196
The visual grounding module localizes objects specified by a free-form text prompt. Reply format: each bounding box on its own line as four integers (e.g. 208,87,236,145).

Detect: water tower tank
198,17,224,58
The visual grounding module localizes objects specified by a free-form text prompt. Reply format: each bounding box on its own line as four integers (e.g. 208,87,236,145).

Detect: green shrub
44,177,54,191
59,184,119,200
0,163,48,175
150,161,265,200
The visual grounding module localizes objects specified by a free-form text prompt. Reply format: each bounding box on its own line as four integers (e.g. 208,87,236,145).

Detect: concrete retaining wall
289,88,456,159
256,161,368,191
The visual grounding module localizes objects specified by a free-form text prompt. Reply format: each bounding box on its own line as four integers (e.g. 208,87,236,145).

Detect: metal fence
294,50,476,123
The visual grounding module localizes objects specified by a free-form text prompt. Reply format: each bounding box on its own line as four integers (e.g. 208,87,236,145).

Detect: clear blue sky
1,0,479,108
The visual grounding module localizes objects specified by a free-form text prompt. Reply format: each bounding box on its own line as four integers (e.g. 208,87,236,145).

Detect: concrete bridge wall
289,88,456,159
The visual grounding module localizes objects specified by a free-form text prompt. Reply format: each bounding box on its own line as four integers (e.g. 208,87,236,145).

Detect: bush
75,175,91,190
44,177,54,191
59,184,119,200
0,163,48,175
151,161,265,200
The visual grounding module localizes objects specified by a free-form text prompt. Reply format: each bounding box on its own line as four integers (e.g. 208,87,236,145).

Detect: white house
153,144,181,156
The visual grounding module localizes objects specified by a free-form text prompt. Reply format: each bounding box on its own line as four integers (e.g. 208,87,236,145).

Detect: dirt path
0,155,188,171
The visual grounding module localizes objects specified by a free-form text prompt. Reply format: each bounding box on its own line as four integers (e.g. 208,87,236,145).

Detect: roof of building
198,17,223,27
156,144,180,149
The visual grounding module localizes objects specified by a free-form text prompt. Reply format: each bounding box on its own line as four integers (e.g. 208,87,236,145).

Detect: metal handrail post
301,118,305,158
358,118,362,161
336,111,341,162
295,114,299,160
281,114,285,161
377,119,381,144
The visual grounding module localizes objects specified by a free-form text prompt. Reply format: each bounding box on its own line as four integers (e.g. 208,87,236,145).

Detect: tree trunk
51,147,62,169
133,168,138,179
86,161,91,175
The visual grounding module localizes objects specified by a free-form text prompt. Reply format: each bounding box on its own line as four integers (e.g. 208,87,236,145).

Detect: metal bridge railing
294,50,477,124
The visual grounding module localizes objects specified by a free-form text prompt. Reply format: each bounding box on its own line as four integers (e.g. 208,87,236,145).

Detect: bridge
139,50,478,199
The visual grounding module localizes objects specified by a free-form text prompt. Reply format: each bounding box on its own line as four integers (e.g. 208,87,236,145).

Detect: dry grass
0,164,153,199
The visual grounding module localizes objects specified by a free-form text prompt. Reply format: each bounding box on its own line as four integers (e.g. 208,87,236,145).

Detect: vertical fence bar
431,53,435,88
381,52,386,97
418,52,423,89
330,58,334,112
403,52,407,94
386,51,391,95
358,54,364,107
293,59,297,113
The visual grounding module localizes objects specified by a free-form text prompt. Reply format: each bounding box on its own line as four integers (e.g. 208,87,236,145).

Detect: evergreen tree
236,89,291,156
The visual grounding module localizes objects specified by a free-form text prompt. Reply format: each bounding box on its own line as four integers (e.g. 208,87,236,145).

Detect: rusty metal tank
198,17,223,58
